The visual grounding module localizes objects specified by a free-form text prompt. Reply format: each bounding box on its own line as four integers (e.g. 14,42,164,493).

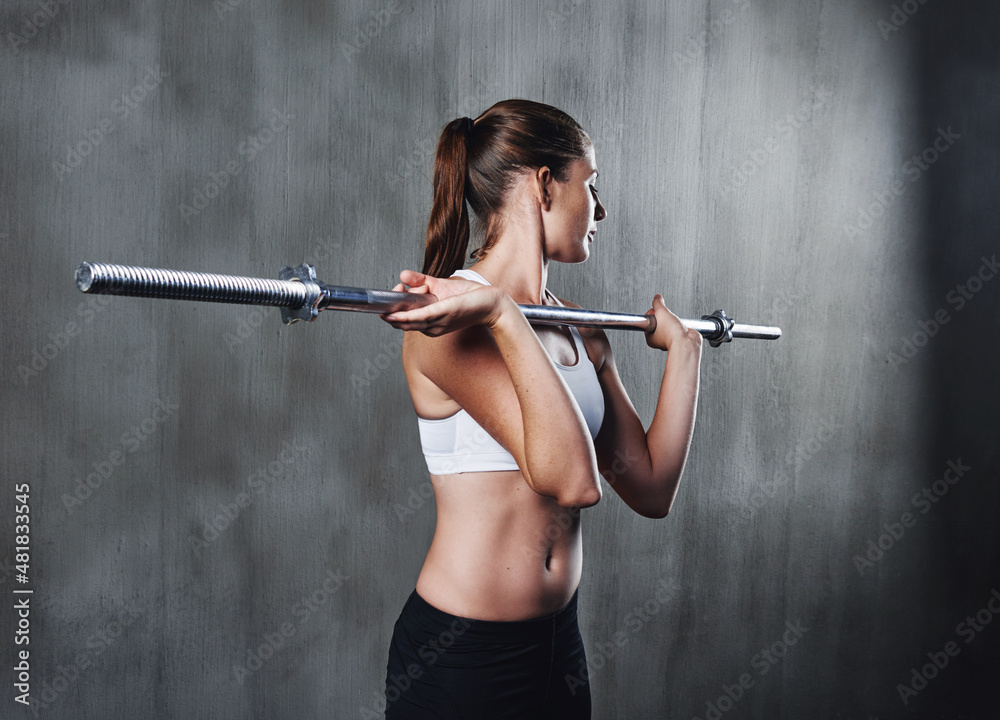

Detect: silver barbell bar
74,262,782,346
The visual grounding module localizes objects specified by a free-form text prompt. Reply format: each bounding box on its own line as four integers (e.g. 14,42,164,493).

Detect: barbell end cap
76,262,95,292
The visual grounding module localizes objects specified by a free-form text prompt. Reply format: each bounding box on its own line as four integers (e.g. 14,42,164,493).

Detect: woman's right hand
379,270,509,336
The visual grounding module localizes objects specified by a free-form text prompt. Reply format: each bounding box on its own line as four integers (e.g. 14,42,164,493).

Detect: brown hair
421,99,592,278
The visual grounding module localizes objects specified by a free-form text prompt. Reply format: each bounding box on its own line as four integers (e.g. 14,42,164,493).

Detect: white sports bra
416,268,605,475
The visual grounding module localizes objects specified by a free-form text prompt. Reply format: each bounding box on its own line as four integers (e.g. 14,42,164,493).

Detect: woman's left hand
644,294,703,352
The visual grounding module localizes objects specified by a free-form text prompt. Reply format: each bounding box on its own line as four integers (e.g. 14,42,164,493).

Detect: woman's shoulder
401,321,494,376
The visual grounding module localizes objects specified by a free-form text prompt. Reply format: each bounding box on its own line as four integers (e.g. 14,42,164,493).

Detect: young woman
379,99,703,719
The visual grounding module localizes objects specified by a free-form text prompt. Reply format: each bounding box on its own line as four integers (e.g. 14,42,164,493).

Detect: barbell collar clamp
702,309,735,347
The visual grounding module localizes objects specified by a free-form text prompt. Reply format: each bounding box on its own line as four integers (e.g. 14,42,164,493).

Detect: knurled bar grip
76,262,308,307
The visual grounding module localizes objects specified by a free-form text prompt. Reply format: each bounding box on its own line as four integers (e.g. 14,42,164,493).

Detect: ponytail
421,117,473,278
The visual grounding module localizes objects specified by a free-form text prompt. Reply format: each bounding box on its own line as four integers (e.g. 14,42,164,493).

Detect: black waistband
401,588,580,643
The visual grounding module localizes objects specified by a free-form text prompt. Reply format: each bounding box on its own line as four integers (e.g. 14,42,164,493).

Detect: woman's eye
590,185,599,194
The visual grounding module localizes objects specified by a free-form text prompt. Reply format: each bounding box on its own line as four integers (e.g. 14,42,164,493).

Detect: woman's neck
466,197,551,305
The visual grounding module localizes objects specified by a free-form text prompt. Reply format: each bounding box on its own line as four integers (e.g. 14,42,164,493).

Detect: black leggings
384,588,591,719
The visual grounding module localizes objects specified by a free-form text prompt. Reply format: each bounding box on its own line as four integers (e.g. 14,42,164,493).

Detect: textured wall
1,0,998,718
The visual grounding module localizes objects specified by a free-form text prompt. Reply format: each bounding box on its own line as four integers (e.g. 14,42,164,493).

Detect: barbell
74,262,782,347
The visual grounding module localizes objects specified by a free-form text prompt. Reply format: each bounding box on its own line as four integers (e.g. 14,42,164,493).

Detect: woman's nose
595,197,607,222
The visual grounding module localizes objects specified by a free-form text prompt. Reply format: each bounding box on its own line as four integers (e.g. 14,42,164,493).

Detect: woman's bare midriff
414,466,583,621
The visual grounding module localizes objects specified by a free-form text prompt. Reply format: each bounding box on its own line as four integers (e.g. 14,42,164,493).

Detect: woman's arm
486,296,602,507
562,294,703,518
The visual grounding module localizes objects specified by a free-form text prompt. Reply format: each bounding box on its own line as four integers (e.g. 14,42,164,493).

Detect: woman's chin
549,243,591,264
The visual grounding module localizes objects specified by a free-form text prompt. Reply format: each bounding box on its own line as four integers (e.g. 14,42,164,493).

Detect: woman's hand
644,294,703,352
379,270,508,336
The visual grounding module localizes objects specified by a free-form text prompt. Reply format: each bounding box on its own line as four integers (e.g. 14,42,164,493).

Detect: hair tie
461,117,474,134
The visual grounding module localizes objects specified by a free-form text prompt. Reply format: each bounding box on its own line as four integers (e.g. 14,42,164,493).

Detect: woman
379,99,703,719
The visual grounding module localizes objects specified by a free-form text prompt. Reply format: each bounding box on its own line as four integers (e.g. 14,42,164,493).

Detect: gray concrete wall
2,0,998,718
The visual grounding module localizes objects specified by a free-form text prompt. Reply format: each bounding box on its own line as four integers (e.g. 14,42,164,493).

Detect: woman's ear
534,166,554,211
